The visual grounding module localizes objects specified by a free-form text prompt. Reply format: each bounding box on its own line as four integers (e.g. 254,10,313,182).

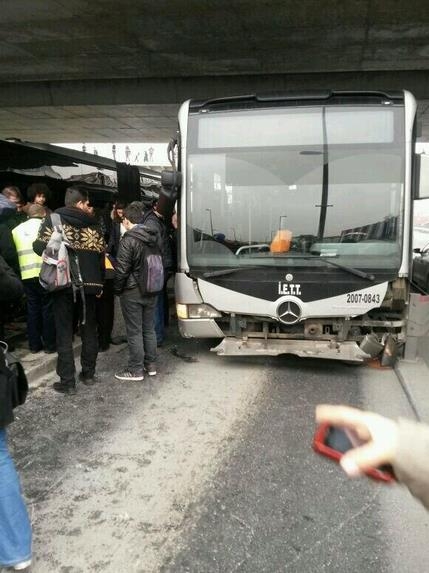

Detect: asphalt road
7,328,429,573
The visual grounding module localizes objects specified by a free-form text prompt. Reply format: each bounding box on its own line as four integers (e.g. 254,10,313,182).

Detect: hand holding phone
314,405,399,482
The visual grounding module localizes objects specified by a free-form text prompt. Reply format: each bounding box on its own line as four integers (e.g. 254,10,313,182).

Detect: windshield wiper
202,265,268,278
202,257,375,281
279,254,375,281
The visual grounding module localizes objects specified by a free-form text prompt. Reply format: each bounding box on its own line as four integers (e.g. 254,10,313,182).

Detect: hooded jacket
33,206,105,295
114,224,160,295
141,209,174,273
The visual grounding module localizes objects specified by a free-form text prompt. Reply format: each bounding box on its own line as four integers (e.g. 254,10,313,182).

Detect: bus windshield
186,104,405,271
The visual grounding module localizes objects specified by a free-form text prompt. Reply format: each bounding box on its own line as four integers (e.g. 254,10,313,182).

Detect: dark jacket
0,255,24,303
33,206,106,295
0,223,20,276
5,211,27,230
0,256,24,429
114,224,160,295
141,210,174,273
107,219,122,259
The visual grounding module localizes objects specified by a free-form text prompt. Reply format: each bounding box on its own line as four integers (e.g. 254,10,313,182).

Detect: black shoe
114,369,144,381
44,348,56,354
52,381,77,394
98,343,110,353
78,372,99,386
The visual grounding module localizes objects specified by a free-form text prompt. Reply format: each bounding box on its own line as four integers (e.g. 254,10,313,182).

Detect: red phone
313,422,396,483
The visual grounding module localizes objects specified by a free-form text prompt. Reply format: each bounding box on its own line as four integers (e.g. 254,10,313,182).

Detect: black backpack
133,236,164,297
0,341,28,428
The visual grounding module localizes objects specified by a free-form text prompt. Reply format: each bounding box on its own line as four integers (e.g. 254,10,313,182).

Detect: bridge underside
1,1,429,141
1,71,429,142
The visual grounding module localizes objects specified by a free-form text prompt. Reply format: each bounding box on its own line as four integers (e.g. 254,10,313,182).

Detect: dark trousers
23,279,55,352
154,284,170,344
154,293,164,345
96,279,114,348
120,291,157,373
52,290,98,385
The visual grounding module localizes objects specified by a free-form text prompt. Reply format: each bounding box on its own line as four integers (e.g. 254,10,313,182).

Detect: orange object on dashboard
270,229,292,253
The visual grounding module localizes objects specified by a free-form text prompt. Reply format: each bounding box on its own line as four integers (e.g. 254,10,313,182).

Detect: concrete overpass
1,0,429,142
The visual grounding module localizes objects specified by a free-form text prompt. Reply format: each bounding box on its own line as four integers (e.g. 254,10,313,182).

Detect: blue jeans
0,429,32,568
120,291,157,373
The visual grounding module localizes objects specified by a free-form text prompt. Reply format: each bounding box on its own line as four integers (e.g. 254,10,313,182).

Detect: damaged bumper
211,337,371,362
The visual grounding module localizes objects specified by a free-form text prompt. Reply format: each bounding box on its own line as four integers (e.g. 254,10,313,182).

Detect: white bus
163,90,421,363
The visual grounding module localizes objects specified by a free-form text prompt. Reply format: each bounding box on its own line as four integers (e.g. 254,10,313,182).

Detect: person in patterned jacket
33,187,105,394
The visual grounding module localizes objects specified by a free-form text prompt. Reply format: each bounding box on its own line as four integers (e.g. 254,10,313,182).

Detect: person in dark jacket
33,187,105,394
0,201,19,276
0,255,23,306
141,203,174,346
107,201,127,259
1,187,27,230
114,203,160,381
26,182,52,214
88,203,115,352
0,199,20,346
0,256,32,572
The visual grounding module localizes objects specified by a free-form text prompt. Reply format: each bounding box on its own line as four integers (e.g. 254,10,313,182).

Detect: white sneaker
114,370,144,382
13,559,32,570
144,363,157,376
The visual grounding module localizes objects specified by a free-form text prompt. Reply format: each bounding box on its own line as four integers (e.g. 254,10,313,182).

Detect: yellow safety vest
12,218,43,280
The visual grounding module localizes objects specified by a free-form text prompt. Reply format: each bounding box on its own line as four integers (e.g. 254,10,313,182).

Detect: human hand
315,405,399,477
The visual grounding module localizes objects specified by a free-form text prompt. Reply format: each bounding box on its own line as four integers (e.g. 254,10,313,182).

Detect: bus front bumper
211,337,371,363
178,318,225,339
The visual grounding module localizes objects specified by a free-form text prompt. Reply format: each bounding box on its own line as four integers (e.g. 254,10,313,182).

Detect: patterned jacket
33,206,105,295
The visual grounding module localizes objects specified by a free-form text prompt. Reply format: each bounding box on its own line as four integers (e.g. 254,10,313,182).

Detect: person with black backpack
0,255,32,572
33,187,105,394
113,203,163,381
140,202,174,346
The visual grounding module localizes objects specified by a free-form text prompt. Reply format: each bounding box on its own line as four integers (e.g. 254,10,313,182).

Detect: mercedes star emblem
277,300,302,325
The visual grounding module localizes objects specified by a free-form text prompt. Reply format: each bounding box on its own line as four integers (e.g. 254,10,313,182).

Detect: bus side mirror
156,169,182,221
161,169,182,198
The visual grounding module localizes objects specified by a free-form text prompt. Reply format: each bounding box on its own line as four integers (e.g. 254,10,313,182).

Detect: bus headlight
176,303,221,319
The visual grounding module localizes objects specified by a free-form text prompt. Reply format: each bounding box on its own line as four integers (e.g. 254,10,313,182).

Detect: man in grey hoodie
113,202,160,381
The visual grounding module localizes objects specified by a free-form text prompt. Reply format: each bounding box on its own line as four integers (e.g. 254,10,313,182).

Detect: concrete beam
1,71,429,108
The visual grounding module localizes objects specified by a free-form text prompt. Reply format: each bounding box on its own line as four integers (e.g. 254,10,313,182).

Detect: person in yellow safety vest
12,204,56,354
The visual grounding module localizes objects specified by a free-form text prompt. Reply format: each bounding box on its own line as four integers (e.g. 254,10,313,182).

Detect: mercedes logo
277,300,302,325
